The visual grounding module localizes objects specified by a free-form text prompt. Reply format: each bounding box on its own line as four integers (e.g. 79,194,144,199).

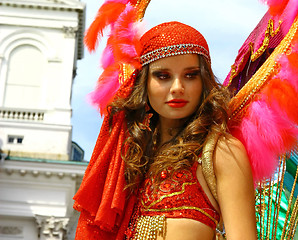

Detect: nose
170,77,184,95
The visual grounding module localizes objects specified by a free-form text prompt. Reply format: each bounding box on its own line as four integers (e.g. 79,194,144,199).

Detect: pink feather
88,3,141,113
265,99,298,146
248,100,298,153
119,44,138,58
234,119,277,181
248,101,285,153
236,96,298,182
101,46,115,69
282,0,298,28
115,23,136,41
276,55,298,92
110,3,141,67
88,67,120,113
275,39,298,91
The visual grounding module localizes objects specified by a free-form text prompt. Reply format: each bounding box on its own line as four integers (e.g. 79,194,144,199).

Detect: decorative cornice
0,0,84,12
0,0,86,59
0,159,87,179
3,167,82,179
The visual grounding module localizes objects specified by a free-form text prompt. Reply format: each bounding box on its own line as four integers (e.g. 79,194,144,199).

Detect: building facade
0,0,87,239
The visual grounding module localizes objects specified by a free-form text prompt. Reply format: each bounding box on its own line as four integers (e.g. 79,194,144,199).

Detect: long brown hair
109,55,230,191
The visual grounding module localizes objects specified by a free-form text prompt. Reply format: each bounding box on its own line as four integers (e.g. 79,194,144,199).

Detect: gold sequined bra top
125,161,220,239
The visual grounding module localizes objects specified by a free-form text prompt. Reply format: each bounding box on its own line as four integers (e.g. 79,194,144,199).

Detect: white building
0,0,87,239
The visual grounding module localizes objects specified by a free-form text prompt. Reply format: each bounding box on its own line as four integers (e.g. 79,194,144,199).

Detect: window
4,45,45,108
7,135,24,144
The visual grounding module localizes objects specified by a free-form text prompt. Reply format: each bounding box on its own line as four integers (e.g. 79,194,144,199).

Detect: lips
166,99,188,108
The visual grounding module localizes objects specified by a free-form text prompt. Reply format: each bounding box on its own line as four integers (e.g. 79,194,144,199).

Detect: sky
71,0,268,161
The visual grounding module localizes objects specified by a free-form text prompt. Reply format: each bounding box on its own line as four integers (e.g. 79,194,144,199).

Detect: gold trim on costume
135,0,151,20
226,18,282,87
134,215,165,240
201,129,221,201
119,64,134,84
141,182,195,209
228,17,298,124
250,19,282,62
227,56,246,87
142,206,218,225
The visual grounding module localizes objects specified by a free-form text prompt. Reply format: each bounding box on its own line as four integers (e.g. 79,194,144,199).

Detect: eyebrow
185,67,200,71
149,66,169,71
149,66,200,71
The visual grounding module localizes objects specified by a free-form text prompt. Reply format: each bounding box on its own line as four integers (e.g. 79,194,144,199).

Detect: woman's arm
214,135,257,240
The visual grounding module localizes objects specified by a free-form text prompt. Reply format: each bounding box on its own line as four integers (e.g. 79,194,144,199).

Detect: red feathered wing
225,0,298,182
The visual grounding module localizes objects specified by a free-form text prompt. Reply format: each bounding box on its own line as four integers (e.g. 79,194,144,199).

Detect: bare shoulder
213,134,252,178
213,134,257,239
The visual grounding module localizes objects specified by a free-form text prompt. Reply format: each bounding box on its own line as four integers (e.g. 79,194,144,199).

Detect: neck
159,117,185,145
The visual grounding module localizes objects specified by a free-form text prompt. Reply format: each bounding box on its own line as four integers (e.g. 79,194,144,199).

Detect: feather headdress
84,0,147,115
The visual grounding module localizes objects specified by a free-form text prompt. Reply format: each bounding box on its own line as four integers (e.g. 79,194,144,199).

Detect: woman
74,21,257,240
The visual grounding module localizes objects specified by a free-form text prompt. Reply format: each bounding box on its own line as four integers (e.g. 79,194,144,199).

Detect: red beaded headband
140,21,211,65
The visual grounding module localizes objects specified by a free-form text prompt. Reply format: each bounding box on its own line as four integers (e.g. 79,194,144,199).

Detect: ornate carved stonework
0,226,23,235
36,216,69,240
63,26,78,38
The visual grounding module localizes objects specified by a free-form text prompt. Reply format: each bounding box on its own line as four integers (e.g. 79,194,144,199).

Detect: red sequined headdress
140,21,210,65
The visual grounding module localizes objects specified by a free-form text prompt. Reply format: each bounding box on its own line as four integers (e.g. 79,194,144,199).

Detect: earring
140,103,153,131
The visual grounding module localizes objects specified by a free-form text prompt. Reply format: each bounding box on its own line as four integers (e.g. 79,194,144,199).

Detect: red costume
125,162,220,239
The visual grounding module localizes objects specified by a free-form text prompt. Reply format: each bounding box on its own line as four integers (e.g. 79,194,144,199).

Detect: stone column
36,216,69,240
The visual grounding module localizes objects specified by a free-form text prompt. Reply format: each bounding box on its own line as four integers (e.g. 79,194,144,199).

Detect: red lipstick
166,99,188,108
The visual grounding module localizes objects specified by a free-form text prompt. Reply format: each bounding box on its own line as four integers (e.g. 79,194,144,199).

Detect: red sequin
160,170,168,179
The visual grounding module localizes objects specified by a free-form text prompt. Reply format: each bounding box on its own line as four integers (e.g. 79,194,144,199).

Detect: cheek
147,79,162,100
147,79,165,113
190,81,203,104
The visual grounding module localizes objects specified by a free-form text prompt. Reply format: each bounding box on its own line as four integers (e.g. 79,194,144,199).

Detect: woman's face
147,54,203,124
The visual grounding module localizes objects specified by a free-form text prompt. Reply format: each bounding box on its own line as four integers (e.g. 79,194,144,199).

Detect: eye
185,70,200,79
152,71,171,80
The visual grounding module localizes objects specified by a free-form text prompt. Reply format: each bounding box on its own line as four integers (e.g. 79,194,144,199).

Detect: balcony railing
0,108,44,121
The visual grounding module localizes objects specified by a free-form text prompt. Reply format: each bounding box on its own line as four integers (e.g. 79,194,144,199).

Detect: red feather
85,2,141,113
288,52,298,70
268,100,298,149
84,2,127,52
263,78,298,124
260,0,289,16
